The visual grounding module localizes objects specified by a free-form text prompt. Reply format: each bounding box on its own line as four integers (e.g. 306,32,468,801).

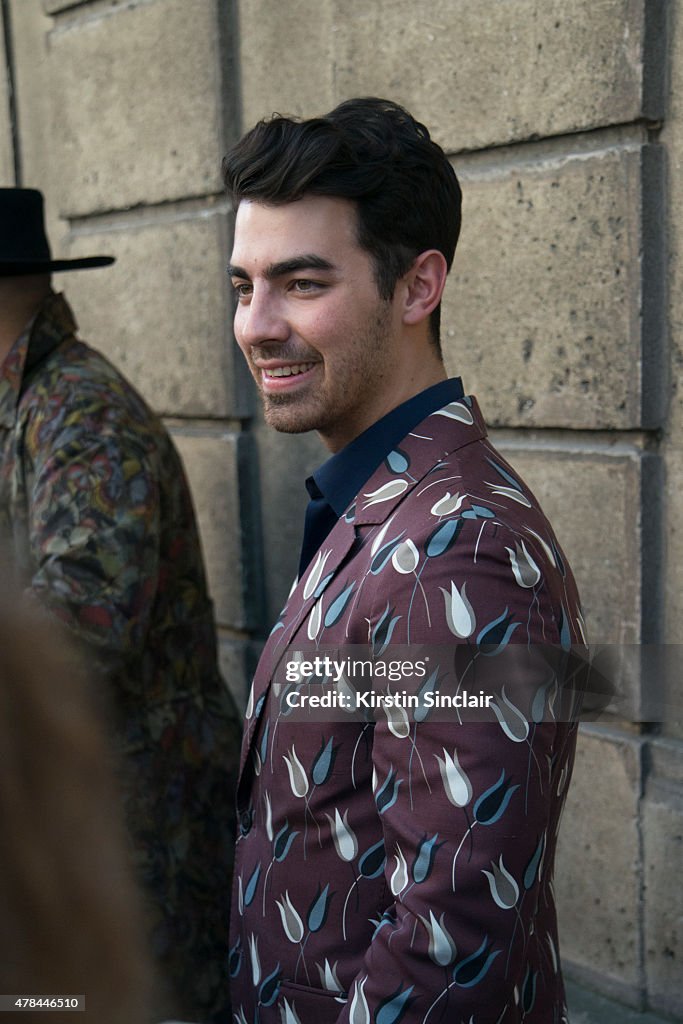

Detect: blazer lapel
238,512,357,781
352,394,488,527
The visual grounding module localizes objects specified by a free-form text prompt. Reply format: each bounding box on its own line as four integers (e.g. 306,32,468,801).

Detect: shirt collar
310,377,465,516
0,292,77,427
0,329,31,427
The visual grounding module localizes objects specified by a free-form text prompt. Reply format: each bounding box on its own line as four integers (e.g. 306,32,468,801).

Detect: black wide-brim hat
0,187,115,275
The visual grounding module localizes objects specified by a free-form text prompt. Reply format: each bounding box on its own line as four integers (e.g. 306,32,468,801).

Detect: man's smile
255,359,320,392
262,361,318,379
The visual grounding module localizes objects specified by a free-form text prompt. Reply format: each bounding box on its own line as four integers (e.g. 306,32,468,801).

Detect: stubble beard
258,370,325,435
259,305,393,439
262,393,318,435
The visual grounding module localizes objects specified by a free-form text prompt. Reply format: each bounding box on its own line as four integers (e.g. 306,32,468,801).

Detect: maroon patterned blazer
230,395,584,1024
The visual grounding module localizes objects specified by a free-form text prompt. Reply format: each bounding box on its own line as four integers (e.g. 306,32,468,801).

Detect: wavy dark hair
222,97,462,349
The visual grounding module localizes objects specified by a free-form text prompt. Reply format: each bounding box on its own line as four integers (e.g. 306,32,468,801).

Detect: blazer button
239,809,253,836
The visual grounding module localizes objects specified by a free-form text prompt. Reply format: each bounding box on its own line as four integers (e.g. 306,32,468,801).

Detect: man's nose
237,288,289,347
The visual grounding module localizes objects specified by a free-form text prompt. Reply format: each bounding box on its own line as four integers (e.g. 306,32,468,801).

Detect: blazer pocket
279,981,347,1023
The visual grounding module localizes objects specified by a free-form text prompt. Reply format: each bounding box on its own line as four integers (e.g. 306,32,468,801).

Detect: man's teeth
264,363,315,378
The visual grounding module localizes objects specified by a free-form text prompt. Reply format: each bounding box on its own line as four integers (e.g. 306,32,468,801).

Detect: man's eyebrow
227,254,336,280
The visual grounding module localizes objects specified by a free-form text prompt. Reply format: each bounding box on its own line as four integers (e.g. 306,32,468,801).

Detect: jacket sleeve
332,508,580,1024
22,379,163,659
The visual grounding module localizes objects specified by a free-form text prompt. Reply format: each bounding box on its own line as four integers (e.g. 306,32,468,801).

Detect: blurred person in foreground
0,590,156,1024
0,188,240,1023
223,98,587,1023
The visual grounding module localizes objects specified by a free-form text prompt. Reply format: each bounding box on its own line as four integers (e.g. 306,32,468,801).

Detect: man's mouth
263,362,317,379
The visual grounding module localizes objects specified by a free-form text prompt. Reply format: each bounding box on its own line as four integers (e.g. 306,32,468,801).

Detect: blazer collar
352,394,487,525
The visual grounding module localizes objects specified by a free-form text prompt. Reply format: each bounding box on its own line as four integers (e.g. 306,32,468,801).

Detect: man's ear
401,250,448,326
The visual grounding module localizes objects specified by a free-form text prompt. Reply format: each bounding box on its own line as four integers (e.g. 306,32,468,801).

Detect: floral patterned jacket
0,292,240,1024
230,395,585,1024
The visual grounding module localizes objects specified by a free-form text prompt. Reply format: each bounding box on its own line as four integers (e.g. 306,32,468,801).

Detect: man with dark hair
0,188,240,1024
225,96,460,353
224,99,584,1023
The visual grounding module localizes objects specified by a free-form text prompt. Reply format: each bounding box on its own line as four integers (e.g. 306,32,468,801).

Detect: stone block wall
0,0,680,1017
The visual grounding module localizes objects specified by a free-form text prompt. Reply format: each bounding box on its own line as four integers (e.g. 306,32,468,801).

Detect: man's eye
292,279,319,293
233,282,252,299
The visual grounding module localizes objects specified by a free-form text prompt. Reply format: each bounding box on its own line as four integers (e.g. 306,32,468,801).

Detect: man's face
229,195,405,452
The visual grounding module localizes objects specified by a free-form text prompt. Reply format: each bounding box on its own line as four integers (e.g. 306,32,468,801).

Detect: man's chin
263,404,318,435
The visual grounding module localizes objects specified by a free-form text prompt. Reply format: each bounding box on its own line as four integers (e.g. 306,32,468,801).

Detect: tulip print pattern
231,396,585,1023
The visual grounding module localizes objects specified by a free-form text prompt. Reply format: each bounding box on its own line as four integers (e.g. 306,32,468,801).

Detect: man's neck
0,279,52,366
320,353,448,453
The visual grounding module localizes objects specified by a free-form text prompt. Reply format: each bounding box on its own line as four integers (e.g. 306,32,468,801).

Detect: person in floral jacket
222,99,587,1023
0,188,240,1024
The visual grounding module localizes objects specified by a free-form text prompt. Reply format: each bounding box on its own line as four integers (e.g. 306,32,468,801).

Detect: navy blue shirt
298,377,464,576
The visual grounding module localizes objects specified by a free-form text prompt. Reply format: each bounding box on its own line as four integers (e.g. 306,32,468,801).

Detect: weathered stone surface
566,979,674,1024
170,426,244,631
661,452,683,740
656,0,683,749
643,738,683,1018
496,442,644,648
43,1,89,12
658,209,683,742
0,13,14,185
661,2,683,670
39,0,224,213
239,0,336,125
7,0,55,209
255,416,326,628
445,143,659,430
240,0,654,151
55,204,242,418
556,726,644,1002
